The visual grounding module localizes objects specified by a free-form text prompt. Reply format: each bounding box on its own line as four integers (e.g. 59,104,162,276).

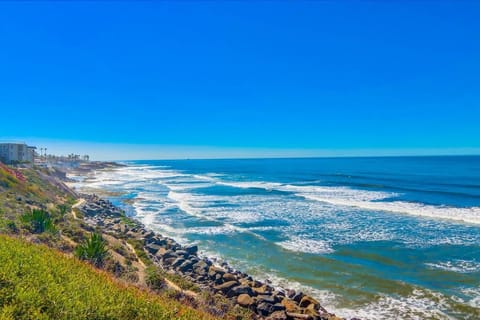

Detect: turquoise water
71,157,480,319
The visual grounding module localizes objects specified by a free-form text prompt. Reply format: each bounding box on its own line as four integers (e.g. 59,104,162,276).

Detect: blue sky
0,2,479,160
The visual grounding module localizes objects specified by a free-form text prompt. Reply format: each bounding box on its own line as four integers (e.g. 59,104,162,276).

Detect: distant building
0,142,36,164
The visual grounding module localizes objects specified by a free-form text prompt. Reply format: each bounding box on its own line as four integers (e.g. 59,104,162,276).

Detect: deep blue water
72,156,480,319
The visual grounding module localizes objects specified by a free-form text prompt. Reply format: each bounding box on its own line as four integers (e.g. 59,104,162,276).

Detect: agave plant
21,209,55,233
75,233,108,267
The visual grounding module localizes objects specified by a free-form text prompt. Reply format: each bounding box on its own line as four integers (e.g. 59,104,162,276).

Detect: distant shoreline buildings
0,142,36,164
0,142,90,166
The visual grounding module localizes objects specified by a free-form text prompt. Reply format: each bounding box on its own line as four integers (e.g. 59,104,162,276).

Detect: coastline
67,163,349,320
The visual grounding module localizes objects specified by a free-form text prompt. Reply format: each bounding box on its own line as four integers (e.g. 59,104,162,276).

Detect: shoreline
67,164,351,320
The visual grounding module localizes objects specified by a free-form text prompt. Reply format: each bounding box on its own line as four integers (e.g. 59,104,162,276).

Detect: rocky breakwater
78,194,355,320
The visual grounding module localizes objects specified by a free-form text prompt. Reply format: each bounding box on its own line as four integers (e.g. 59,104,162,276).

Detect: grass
127,239,153,267
0,235,218,320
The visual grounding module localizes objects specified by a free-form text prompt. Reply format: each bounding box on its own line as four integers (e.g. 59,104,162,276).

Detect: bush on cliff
74,232,108,267
21,209,55,233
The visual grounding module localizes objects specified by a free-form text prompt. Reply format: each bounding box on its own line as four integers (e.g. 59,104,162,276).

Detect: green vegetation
74,233,108,267
146,266,167,291
0,235,217,320
21,209,56,234
0,164,253,320
158,268,201,293
127,239,153,267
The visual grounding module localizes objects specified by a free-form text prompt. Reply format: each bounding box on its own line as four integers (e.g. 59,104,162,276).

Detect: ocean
70,156,480,319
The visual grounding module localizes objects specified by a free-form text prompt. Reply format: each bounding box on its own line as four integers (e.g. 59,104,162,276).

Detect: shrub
146,266,167,291
74,233,108,267
58,204,69,216
21,209,55,233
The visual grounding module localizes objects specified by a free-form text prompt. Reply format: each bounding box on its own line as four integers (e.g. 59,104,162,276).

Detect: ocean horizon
70,155,480,319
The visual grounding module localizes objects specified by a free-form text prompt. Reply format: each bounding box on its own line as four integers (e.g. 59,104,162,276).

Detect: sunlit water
69,157,480,319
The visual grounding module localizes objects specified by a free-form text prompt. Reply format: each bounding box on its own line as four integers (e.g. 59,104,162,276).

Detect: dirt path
71,198,85,219
69,198,197,297
125,242,197,297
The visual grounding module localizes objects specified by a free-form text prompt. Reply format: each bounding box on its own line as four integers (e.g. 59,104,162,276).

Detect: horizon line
112,153,480,162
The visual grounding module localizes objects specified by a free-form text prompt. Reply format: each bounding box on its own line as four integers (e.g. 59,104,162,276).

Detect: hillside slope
0,234,216,320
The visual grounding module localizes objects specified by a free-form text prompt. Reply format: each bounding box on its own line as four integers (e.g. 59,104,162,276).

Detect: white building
0,142,36,164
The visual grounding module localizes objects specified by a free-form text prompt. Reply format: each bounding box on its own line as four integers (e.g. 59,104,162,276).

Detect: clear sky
0,1,479,160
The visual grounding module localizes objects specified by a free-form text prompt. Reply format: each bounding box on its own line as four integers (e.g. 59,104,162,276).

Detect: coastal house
0,142,36,164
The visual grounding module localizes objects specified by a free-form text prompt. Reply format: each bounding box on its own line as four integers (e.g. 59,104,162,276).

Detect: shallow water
70,156,480,319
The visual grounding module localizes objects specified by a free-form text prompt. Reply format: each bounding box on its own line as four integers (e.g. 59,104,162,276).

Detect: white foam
460,287,480,308
425,260,480,273
218,180,480,225
332,289,454,320
277,238,334,254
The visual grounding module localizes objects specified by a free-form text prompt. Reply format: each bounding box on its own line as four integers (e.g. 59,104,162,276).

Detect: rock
144,231,155,240
194,267,207,276
209,266,226,275
193,260,209,270
161,249,177,260
152,238,167,246
287,289,296,299
155,247,167,257
256,302,273,316
254,284,272,295
163,257,177,265
223,273,237,281
285,312,314,320
171,258,185,268
214,280,239,293
299,296,320,309
303,303,320,317
214,273,223,284
281,298,301,313
175,250,188,257
292,291,305,303
237,294,254,307
185,245,198,255
229,285,255,297
145,243,162,254
257,294,277,304
319,313,343,320
266,310,288,320
178,260,194,272
271,303,286,312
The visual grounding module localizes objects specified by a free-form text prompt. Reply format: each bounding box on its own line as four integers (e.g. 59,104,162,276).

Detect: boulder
161,249,177,260
175,250,188,257
178,260,194,272
155,247,168,257
145,243,162,255
209,266,226,275
299,296,320,309
171,258,186,268
185,245,198,255
214,280,239,293
256,302,273,316
228,285,255,297
266,310,288,320
292,291,305,303
287,289,296,299
237,294,254,307
253,284,271,295
193,260,209,270
281,298,301,313
303,303,320,317
257,294,277,304
223,273,237,281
